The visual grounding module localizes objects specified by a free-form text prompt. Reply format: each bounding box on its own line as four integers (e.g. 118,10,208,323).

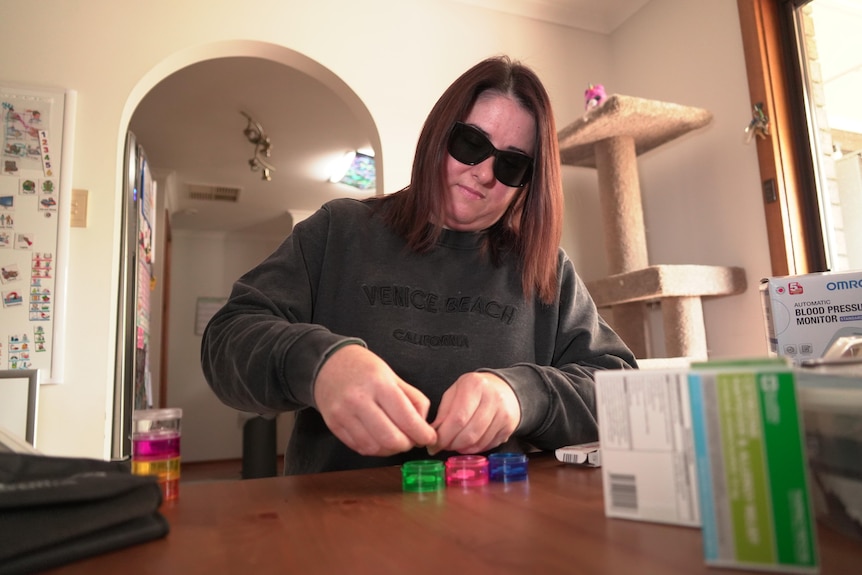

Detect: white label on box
761,271,862,362
596,370,701,526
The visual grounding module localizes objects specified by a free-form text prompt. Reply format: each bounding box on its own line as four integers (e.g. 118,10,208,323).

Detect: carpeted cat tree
558,94,746,360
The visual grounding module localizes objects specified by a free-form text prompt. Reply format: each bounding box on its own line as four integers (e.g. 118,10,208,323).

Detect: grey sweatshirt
201,198,637,474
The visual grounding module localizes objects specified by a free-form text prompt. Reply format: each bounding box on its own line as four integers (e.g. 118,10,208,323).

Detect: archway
111,41,381,461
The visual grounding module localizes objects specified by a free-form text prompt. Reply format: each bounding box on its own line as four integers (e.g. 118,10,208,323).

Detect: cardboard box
597,359,820,572
688,359,818,573
760,270,862,363
595,368,701,527
796,363,862,543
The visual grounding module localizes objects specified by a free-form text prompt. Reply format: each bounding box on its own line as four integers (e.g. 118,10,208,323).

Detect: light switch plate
70,188,88,228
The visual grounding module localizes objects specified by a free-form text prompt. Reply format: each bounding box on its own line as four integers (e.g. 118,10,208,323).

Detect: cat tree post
594,135,649,356
558,95,747,359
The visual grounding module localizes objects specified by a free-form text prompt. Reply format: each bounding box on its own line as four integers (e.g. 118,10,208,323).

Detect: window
738,0,862,275
793,0,862,271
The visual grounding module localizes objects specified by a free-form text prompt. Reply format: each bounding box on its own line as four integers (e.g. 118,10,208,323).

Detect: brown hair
376,55,563,305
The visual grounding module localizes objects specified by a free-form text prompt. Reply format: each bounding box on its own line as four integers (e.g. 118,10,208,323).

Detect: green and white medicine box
597,359,820,572
688,359,819,572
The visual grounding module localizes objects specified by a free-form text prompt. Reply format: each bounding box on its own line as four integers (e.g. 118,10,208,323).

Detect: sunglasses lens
447,123,532,187
494,152,532,188
448,123,493,165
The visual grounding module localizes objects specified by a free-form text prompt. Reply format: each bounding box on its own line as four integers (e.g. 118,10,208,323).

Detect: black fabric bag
0,452,169,574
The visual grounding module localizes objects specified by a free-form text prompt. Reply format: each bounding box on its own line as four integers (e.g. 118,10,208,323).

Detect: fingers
338,403,430,457
429,372,520,455
431,397,503,454
314,345,436,456
351,379,437,455
391,380,436,445
314,347,520,459
323,388,434,457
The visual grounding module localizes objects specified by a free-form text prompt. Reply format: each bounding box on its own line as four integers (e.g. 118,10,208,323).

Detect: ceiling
128,56,377,238
127,0,650,237
454,0,650,33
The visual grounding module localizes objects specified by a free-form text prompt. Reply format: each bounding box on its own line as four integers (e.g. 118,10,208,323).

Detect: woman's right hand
313,344,437,456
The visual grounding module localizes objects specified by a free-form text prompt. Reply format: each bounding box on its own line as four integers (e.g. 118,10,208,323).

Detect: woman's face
442,93,536,232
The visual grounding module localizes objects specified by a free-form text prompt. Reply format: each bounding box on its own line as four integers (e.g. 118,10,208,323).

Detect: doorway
114,42,380,462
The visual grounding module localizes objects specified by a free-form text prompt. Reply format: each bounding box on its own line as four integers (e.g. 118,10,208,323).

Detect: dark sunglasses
446,122,533,187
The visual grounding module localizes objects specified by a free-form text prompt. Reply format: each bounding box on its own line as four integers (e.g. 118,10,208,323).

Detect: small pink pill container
445,455,489,487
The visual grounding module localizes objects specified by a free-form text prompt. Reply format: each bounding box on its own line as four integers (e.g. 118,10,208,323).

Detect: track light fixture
241,111,275,181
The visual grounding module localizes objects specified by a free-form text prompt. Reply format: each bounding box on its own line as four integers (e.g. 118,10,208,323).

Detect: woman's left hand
428,372,521,455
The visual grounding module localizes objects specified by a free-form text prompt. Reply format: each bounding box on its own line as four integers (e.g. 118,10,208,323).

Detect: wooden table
46,453,860,574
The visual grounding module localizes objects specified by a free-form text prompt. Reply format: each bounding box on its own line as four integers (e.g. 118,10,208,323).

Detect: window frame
737,0,828,276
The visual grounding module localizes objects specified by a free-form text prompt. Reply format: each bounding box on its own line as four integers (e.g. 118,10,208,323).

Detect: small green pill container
401,460,445,492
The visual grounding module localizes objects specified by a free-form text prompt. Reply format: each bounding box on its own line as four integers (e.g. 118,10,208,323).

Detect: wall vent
187,184,241,202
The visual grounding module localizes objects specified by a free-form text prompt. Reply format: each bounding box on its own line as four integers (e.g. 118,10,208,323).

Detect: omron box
760,270,862,363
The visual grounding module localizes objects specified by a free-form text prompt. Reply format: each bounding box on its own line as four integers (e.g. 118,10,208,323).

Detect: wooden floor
181,456,284,483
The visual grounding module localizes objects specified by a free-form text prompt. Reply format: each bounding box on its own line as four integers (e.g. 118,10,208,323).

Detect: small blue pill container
488,452,528,482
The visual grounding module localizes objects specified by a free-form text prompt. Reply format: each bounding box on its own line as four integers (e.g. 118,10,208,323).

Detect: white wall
167,229,285,462
0,0,769,459
613,0,772,357
563,0,771,358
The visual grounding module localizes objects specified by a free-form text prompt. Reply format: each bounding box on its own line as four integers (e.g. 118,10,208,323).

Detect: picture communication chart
0,84,73,383
134,153,156,409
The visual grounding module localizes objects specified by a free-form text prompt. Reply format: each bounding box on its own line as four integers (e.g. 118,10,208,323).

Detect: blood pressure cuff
0,452,169,574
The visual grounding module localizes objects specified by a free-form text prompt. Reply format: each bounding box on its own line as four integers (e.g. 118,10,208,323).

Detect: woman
201,55,637,475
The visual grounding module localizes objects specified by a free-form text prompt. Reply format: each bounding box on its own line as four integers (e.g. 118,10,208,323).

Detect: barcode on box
559,452,582,464
609,473,638,511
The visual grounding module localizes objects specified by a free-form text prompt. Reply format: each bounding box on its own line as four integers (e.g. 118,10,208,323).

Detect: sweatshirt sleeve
200,205,365,414
480,255,637,449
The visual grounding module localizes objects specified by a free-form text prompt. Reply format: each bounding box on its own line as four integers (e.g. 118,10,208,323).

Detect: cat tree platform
559,94,714,167
558,94,746,359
